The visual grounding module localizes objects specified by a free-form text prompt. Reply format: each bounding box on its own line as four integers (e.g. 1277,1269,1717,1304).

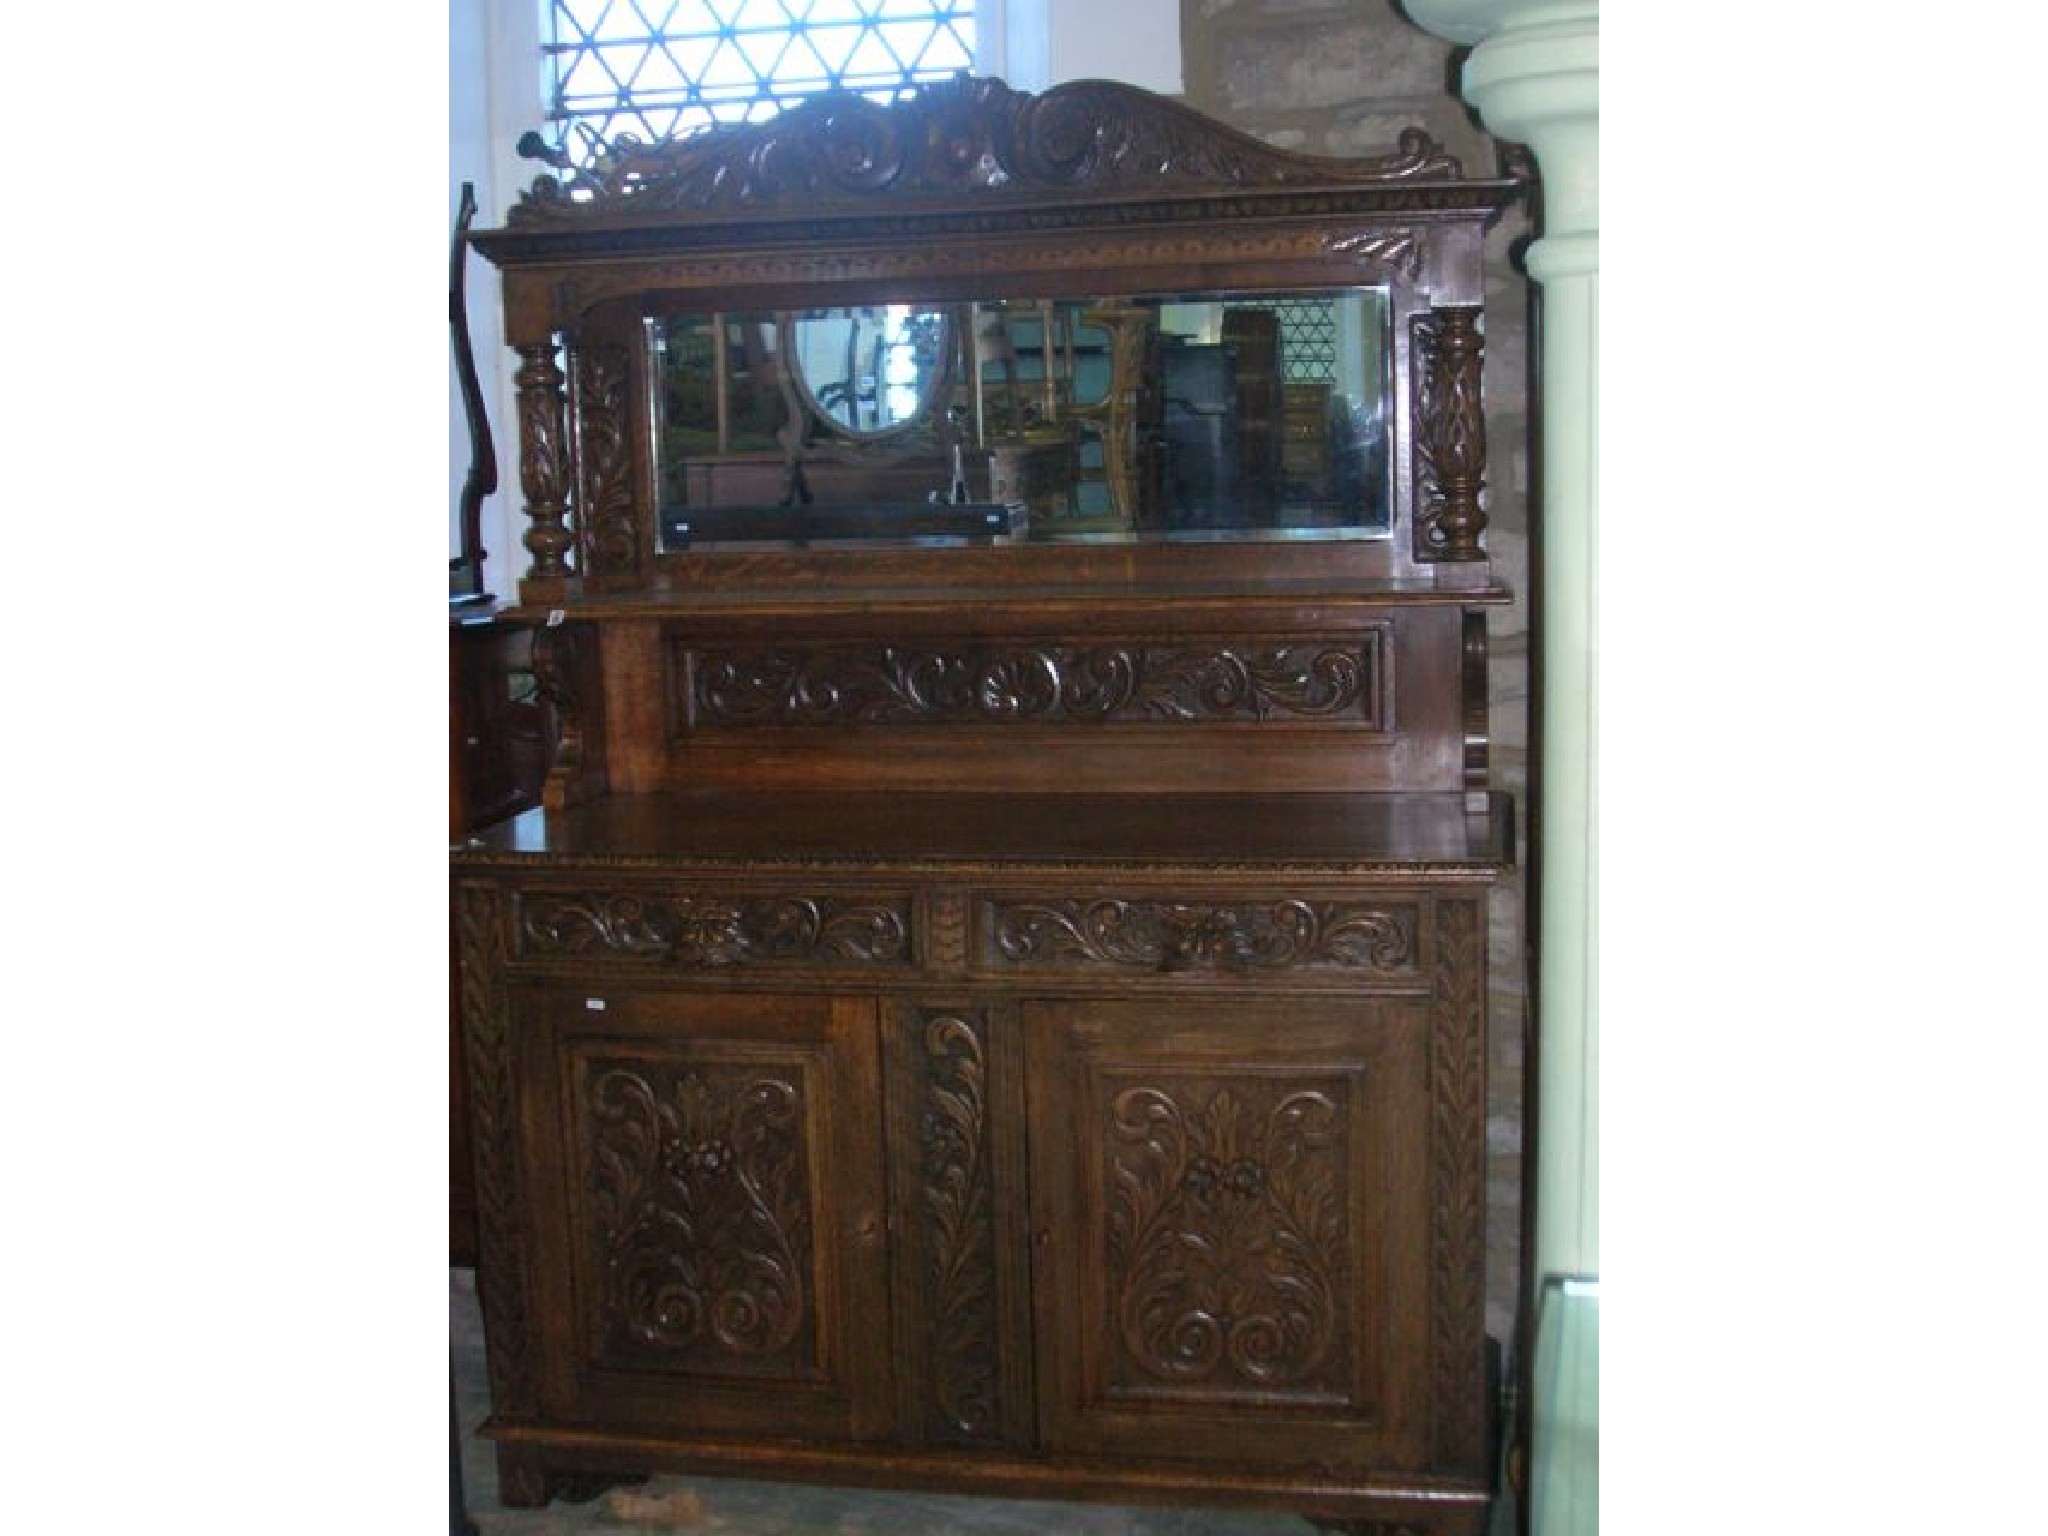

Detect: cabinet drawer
977,891,1425,982
505,883,917,972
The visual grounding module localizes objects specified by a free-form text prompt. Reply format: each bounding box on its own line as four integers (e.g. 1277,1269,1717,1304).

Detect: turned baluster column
1413,305,1490,565
513,339,574,601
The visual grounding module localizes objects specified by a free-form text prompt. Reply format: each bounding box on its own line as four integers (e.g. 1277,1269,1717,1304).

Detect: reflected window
542,0,978,161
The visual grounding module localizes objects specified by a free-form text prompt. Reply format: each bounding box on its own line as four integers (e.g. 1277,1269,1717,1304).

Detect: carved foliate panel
571,342,639,581
911,1012,1002,1442
577,1055,818,1378
677,636,1387,730
989,898,1419,976
1099,1076,1354,1402
514,890,912,967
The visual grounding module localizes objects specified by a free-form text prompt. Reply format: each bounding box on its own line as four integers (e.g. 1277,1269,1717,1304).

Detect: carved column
1412,305,1490,565
1405,4,1598,1533
514,339,574,600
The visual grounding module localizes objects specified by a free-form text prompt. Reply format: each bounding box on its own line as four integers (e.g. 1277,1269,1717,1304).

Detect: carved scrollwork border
513,889,914,967
987,897,1420,976
675,634,1388,731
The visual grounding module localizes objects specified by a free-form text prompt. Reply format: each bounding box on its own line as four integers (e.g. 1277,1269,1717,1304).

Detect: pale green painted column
1403,2,1599,1531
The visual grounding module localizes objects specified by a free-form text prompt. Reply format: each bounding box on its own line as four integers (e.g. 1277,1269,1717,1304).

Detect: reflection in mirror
786,306,952,438
650,286,1391,547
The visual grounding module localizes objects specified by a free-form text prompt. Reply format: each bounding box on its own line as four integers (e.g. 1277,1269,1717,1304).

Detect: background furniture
453,76,1518,1536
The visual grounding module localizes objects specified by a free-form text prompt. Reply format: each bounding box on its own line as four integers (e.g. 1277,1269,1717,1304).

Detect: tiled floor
451,1269,1510,1535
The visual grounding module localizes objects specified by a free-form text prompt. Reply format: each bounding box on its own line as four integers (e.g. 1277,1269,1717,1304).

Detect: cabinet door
1025,996,1439,1474
516,986,892,1442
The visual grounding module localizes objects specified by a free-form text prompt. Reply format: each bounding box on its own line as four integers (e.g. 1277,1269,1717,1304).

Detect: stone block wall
1179,0,1536,1353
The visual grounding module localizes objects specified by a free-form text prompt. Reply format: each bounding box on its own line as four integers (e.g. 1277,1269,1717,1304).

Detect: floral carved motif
992,899,1417,975
1104,1081,1349,1394
916,1014,1000,1441
1411,306,1488,564
511,76,1462,224
517,891,911,967
584,1062,812,1371
682,639,1383,728
572,343,638,580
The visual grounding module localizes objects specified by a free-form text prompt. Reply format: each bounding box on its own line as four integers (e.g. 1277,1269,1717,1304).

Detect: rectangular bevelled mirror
649,286,1392,548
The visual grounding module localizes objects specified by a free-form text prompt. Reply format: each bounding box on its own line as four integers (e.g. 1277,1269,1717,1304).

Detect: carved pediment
509,74,1463,225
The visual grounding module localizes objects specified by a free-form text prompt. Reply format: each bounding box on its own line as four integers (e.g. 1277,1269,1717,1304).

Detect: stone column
1409,0,1598,1296
1402,1,1598,1529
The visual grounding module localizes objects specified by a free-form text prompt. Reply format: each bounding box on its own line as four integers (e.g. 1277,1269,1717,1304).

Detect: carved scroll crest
511,76,1463,224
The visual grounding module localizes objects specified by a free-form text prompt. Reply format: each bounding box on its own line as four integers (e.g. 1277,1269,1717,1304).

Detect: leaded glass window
543,0,979,165
1274,297,1339,384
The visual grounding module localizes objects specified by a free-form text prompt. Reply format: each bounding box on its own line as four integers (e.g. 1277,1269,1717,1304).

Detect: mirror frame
470,75,1524,603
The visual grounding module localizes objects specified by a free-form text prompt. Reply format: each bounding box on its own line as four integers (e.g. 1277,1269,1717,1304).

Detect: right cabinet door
1024,994,1446,1476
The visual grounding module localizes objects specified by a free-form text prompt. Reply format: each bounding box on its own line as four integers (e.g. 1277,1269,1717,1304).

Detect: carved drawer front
1024,998,1439,1472
509,883,914,971
981,892,1423,981
517,987,893,1441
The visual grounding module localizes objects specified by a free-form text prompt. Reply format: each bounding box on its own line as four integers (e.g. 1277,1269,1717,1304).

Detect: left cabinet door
512,985,894,1443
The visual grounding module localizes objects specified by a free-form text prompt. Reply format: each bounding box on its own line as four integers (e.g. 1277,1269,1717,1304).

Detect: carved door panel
1025,997,1436,1473
516,986,893,1442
